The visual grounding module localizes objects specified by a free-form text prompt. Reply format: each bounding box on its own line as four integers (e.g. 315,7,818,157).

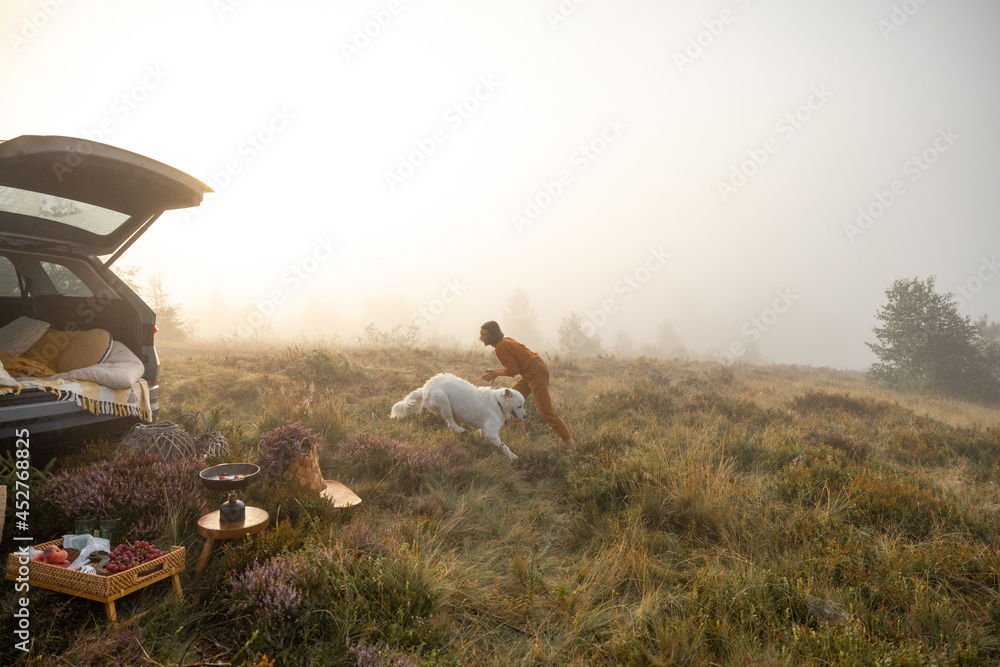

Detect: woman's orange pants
511,359,572,442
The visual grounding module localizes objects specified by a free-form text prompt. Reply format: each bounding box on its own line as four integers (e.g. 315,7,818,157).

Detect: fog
3,0,999,369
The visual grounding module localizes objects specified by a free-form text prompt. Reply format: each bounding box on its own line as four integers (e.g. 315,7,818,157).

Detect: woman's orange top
494,337,540,377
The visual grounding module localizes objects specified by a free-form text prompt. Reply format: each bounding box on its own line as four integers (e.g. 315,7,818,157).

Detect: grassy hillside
4,344,1000,666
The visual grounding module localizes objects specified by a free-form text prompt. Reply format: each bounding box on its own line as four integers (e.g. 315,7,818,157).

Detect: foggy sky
2,0,999,369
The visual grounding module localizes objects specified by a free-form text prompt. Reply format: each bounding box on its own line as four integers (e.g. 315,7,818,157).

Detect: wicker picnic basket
117,411,229,461
7,538,185,599
117,420,198,462
284,437,326,493
179,411,230,458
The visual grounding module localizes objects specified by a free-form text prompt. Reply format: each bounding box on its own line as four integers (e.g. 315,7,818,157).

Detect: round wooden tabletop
197,506,269,540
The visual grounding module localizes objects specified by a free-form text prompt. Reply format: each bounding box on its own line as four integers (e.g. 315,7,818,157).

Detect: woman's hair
480,320,504,344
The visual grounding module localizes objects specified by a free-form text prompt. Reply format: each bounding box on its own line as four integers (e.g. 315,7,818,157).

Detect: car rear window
0,256,21,296
0,185,130,236
40,261,94,297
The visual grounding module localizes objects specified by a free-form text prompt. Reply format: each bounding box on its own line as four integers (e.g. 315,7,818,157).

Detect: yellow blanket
16,377,152,421
0,351,56,378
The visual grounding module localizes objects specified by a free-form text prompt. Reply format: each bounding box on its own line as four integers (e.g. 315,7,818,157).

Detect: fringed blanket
16,377,152,421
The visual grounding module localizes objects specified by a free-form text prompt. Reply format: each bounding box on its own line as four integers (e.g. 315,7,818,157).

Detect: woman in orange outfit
479,320,575,451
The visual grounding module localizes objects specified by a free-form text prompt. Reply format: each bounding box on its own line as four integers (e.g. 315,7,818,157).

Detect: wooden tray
6,538,184,621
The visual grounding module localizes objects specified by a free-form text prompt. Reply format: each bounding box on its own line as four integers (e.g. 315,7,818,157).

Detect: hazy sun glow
3,0,999,367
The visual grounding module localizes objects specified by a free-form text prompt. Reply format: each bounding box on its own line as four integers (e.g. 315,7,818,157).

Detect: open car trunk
0,135,210,456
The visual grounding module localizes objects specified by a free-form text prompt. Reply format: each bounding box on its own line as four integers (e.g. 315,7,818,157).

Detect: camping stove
198,463,260,524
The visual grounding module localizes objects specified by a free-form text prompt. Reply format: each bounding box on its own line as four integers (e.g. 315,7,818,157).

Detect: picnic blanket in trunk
15,377,152,421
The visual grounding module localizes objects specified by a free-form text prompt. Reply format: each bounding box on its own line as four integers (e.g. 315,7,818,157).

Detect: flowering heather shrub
803,428,870,461
349,641,420,667
517,447,562,481
38,453,214,541
331,431,470,490
228,553,309,630
256,420,324,480
62,625,145,666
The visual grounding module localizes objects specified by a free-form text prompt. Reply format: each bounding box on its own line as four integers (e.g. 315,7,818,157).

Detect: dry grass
6,347,1000,666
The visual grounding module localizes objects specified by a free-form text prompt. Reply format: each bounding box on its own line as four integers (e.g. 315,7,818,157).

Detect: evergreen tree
503,286,544,349
867,276,985,398
557,312,602,357
142,267,195,343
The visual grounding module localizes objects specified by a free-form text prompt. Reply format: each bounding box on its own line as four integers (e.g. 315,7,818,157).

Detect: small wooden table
195,506,269,577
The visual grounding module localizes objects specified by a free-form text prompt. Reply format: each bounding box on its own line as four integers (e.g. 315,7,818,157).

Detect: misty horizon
3,0,998,372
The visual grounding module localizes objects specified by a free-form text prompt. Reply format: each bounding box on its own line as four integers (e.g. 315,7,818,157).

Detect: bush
224,540,444,660
228,549,312,641
256,420,324,481
791,390,910,423
37,453,214,542
329,432,471,492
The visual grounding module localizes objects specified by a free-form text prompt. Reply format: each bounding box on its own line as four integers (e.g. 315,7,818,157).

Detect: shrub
803,428,870,461
584,386,678,424
516,447,562,481
227,551,311,640
59,625,146,667
774,454,855,505
37,453,214,542
845,471,970,539
224,541,443,658
791,390,910,423
349,642,420,667
329,432,470,492
256,420,324,481
286,348,354,383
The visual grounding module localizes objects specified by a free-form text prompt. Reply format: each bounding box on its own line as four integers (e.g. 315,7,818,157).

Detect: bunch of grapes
106,541,168,573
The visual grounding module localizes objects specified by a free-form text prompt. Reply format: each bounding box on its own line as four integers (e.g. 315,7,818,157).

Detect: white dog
390,373,526,460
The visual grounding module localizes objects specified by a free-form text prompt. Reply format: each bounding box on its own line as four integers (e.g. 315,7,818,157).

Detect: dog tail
390,389,423,419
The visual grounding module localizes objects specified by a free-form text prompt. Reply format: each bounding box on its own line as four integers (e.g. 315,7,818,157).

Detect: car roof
0,135,212,257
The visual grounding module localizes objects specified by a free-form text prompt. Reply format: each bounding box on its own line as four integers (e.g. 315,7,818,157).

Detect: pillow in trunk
24,328,76,370
0,316,51,356
57,329,113,373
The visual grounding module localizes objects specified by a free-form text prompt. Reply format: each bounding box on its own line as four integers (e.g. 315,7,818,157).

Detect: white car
0,135,211,456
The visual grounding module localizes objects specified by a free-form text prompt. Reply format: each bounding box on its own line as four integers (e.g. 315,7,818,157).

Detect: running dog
390,373,526,460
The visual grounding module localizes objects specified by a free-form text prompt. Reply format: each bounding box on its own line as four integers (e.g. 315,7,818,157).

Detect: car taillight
153,325,159,335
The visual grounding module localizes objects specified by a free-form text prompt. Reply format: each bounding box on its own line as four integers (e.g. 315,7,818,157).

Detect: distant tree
867,276,996,400
557,312,602,357
973,315,1000,401
112,264,143,295
356,322,421,349
614,330,634,357
142,267,196,344
656,320,686,357
975,314,1000,343
503,286,544,349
